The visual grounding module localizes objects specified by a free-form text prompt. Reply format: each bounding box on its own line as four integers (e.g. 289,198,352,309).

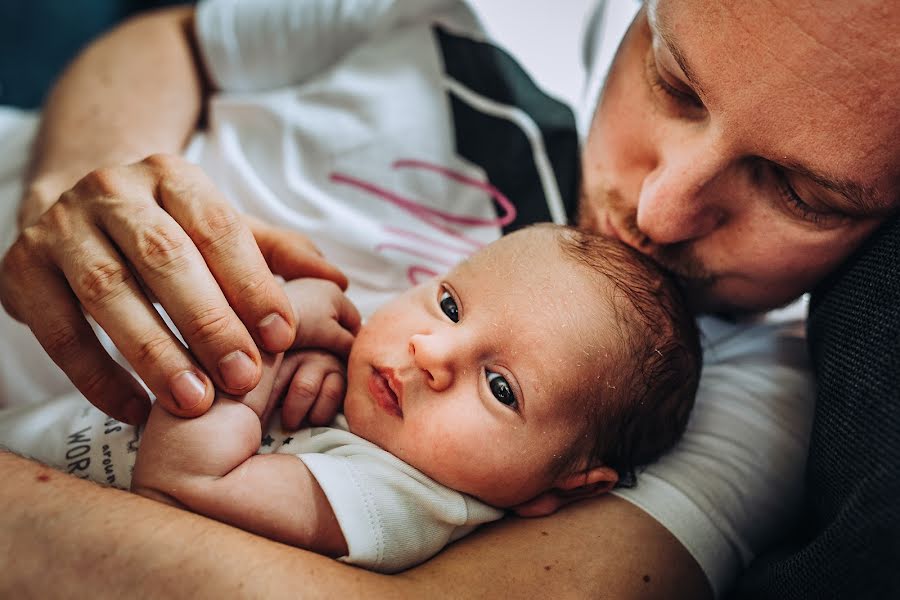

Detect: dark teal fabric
733,213,900,599
0,1,192,108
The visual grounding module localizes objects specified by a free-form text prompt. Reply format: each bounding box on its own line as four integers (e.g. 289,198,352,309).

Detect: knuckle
290,376,320,400
39,200,77,238
233,271,272,303
182,305,234,344
76,166,123,198
189,205,244,254
77,366,114,403
40,321,84,363
142,153,183,173
132,333,175,367
133,222,191,273
75,259,133,308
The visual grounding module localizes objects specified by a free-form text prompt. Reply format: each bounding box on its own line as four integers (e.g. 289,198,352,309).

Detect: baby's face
343,227,617,507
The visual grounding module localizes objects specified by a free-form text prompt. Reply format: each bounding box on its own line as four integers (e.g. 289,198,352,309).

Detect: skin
581,0,900,313
1,0,898,597
131,229,619,560
344,227,618,509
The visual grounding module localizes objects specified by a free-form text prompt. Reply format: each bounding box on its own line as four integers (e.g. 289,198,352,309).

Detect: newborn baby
0,224,700,572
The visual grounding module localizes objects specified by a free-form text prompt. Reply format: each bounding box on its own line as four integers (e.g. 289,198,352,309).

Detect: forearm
0,451,387,598
3,449,710,599
22,5,206,228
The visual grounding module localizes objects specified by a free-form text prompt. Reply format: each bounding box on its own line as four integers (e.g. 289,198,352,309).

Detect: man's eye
487,371,517,409
439,289,459,323
645,48,703,112
769,164,846,228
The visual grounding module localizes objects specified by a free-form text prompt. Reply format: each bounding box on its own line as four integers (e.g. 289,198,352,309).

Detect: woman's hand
0,154,346,425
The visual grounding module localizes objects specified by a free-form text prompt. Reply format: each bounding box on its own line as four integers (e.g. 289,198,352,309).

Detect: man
0,0,897,597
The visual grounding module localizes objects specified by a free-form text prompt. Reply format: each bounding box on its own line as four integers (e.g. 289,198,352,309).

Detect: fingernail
218,350,256,391
170,370,207,410
258,313,292,350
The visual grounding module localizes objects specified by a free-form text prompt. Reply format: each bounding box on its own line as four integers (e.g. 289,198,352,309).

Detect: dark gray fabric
733,214,900,599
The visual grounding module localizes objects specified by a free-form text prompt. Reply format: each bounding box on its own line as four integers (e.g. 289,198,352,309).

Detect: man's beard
579,182,719,304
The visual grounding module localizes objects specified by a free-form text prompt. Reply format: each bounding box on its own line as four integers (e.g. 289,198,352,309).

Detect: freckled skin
342,227,618,508
580,0,900,314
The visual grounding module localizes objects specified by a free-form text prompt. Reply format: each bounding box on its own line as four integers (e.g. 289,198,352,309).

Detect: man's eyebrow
651,12,709,100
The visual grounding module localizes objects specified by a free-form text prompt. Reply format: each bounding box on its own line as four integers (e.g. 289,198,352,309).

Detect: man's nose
634,136,728,247
408,333,456,392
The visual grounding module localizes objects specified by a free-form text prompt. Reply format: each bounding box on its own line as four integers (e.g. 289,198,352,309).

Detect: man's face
342,227,614,507
580,0,900,313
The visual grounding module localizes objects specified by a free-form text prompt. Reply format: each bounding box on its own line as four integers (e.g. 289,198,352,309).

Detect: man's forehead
651,0,900,212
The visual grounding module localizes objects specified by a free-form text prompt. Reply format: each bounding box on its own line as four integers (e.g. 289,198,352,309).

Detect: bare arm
0,6,345,425
131,352,347,556
0,450,709,599
20,6,205,228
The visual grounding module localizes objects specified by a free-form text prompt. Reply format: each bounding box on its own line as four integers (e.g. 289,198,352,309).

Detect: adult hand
0,154,347,425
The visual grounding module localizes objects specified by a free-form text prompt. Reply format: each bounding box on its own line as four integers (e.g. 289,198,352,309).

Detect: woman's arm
0,450,709,599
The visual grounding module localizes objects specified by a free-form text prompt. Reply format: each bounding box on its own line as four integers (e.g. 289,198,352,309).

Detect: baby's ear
512,466,618,518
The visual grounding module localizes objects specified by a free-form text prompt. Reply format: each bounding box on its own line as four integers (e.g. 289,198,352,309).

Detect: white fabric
0,395,502,572
292,415,503,572
0,0,815,595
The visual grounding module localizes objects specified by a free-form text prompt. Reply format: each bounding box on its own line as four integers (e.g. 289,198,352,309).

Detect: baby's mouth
369,367,403,418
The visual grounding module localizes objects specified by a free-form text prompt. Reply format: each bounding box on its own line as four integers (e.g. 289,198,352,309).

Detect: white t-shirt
0,394,503,572
0,0,814,596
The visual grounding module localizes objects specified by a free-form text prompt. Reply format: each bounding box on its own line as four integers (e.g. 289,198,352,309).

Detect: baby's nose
408,334,454,391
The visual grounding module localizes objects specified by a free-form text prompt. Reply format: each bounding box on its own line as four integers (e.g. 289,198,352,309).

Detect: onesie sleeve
194,0,460,92
612,304,815,598
294,429,503,572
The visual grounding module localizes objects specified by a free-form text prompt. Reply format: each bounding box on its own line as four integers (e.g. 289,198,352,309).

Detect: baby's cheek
413,419,507,493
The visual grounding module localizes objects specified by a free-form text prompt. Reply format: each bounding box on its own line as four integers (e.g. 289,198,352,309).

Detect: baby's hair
543,224,701,483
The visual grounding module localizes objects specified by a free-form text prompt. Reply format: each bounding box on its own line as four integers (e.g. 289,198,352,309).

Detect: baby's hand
282,278,361,358
271,350,346,429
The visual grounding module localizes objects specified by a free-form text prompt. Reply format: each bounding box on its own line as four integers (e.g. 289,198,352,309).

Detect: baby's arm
131,352,346,556
131,279,359,557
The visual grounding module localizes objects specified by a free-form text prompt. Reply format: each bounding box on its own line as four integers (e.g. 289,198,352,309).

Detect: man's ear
512,466,619,518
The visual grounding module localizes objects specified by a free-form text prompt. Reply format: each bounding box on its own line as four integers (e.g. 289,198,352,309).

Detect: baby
0,224,700,572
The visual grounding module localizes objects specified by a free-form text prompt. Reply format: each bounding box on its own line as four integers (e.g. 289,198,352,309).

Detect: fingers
97,177,263,401
150,156,298,354
307,372,345,426
244,214,349,290
0,240,152,425
280,351,346,430
47,210,216,417
2,153,352,420
282,278,361,357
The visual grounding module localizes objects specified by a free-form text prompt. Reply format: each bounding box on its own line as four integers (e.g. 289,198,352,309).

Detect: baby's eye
439,289,459,323
487,371,517,409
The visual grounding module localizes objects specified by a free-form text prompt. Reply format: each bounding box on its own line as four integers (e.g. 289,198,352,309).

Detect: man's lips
368,368,403,418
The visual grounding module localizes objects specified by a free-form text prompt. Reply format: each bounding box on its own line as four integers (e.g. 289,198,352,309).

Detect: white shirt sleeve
194,0,461,92
281,417,503,573
612,302,815,598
